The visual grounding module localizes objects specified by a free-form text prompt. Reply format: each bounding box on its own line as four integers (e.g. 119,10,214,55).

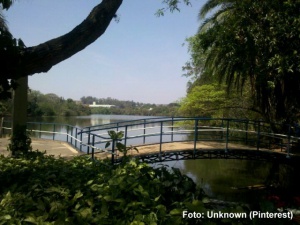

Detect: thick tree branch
4,0,123,78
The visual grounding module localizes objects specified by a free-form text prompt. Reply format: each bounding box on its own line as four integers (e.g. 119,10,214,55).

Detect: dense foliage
181,0,300,127
1,154,298,224
180,36,261,120
27,90,91,117
179,83,260,119
0,155,205,225
0,0,24,99
0,91,179,117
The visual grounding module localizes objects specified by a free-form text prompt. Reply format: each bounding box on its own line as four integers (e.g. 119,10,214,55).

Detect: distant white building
88,102,116,108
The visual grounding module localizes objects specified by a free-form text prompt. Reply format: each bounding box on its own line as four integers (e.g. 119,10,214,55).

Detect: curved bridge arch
78,117,300,164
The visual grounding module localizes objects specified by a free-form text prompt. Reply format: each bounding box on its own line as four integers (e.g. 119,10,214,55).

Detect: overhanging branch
3,0,123,79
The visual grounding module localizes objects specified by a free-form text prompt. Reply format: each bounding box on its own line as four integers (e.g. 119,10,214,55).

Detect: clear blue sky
4,0,205,104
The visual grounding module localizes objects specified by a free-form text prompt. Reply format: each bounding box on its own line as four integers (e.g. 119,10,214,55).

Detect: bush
0,155,205,225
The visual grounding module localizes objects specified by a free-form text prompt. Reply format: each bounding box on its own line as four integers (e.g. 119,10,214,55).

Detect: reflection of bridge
2,117,300,163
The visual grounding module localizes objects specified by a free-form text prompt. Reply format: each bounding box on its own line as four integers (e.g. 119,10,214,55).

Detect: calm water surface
154,159,273,203
28,114,151,128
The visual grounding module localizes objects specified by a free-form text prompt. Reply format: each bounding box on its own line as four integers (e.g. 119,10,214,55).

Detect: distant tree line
0,90,91,117
27,91,91,117
0,92,180,117
80,96,179,116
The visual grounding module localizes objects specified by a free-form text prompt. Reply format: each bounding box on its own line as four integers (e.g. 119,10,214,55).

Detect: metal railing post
171,117,174,142
111,139,115,164
225,120,229,153
143,119,146,144
66,126,69,142
194,119,199,157
53,124,55,140
80,129,83,152
257,121,261,151
92,135,95,159
75,127,78,149
221,118,224,140
159,121,163,161
287,124,291,158
87,127,91,155
124,126,128,148
245,120,249,145
71,127,73,145
39,123,42,138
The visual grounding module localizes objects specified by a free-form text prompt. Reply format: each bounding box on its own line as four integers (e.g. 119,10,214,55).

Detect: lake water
28,114,151,128
154,159,274,203
23,115,291,203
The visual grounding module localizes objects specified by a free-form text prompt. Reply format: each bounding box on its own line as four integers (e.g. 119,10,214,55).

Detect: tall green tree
179,83,260,119
195,0,300,127
181,35,261,120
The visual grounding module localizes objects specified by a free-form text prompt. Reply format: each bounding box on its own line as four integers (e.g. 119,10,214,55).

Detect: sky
4,0,206,104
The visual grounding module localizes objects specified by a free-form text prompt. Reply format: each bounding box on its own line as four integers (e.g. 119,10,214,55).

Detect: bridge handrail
2,117,299,163
78,117,280,134
79,117,225,133
80,116,169,131
82,117,300,162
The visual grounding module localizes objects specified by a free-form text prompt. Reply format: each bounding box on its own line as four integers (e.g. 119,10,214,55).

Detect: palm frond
198,6,233,33
199,0,234,19
0,12,8,31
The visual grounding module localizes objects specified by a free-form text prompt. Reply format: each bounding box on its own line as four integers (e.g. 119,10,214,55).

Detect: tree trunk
12,76,28,132
2,0,123,79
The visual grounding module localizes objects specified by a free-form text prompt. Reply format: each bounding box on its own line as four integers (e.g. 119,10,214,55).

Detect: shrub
0,155,204,225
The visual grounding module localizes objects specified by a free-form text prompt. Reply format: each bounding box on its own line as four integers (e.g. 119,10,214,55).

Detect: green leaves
192,0,300,124
7,125,32,156
108,130,124,140
156,0,192,17
0,155,205,225
106,130,138,159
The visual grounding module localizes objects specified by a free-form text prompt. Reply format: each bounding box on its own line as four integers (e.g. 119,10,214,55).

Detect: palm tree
198,0,234,32
0,0,13,29
0,14,6,30
197,0,300,127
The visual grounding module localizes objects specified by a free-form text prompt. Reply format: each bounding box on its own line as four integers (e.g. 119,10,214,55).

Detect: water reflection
154,159,273,203
28,115,152,128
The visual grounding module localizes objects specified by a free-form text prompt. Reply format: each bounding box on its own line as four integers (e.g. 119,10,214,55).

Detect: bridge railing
1,121,86,152
78,117,300,161
2,118,299,161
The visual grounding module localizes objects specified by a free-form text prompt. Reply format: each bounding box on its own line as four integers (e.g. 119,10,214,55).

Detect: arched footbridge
2,117,300,164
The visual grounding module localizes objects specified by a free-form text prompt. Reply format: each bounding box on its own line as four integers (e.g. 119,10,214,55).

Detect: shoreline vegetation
0,90,180,118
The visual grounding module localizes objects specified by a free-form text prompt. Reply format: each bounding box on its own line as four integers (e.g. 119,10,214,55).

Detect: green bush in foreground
0,154,296,225
0,154,205,225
